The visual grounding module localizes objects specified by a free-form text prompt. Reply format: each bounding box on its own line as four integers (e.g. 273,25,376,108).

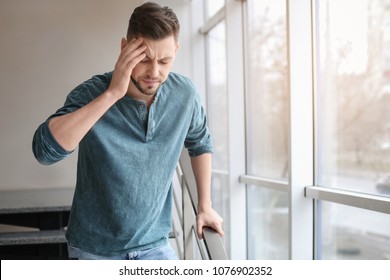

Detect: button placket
137,103,147,121
145,101,157,142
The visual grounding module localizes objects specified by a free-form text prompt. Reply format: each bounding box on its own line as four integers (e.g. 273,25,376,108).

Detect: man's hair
127,2,180,42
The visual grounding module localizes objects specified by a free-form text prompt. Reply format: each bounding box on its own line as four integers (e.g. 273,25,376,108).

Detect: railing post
182,175,195,260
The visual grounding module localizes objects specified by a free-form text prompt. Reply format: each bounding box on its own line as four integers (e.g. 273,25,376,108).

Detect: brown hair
127,2,180,42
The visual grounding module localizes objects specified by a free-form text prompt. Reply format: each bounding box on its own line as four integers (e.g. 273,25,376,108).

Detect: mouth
142,79,160,88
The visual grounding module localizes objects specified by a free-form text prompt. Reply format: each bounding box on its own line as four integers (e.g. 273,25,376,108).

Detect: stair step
0,229,177,246
0,229,66,246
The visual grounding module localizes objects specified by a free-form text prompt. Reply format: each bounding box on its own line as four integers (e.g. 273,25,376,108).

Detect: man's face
129,36,178,96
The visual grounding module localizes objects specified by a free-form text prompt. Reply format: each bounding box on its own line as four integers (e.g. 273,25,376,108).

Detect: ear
175,42,180,53
121,38,127,50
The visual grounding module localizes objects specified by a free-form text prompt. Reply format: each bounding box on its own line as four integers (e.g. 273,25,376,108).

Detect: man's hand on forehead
139,38,157,60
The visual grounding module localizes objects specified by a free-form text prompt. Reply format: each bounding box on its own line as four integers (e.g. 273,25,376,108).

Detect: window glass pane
207,21,228,172
315,0,390,260
206,0,224,17
319,201,390,259
316,0,390,196
247,186,289,259
245,0,289,181
206,20,230,256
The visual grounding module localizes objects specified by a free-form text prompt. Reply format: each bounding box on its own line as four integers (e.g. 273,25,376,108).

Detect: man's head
127,2,180,43
124,2,180,97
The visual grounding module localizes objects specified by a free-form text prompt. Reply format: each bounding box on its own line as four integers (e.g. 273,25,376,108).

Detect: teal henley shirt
32,72,213,256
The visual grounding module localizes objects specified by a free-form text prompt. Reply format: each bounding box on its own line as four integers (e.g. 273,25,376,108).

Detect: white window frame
286,0,314,259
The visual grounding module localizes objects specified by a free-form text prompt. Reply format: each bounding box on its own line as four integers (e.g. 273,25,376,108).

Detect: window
207,21,228,175
245,0,289,181
319,201,390,259
247,187,288,259
244,0,289,259
315,0,390,259
192,0,389,260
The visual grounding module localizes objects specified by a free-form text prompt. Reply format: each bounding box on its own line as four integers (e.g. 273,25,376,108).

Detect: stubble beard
131,76,161,97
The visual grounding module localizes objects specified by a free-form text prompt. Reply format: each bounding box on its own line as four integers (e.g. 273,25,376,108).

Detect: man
32,2,223,260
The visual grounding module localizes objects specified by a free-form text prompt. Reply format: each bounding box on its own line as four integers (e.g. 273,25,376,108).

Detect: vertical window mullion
287,0,315,259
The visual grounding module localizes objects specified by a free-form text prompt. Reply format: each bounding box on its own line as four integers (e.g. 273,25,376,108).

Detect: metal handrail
305,185,390,214
239,174,289,192
172,150,228,260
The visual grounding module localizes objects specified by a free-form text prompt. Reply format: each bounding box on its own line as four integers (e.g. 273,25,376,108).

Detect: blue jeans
68,243,178,260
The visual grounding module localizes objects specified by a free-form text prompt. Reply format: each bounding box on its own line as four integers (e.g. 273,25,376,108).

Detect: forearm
191,153,224,238
48,90,119,151
190,153,213,212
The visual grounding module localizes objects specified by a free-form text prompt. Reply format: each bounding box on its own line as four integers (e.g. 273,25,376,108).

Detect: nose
147,61,159,78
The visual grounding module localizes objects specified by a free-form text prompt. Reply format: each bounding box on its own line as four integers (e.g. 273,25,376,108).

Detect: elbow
32,122,71,165
32,130,56,165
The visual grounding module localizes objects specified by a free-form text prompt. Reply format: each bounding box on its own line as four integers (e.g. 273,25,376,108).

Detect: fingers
108,38,147,99
196,212,224,240
116,38,147,72
196,222,225,240
213,222,225,237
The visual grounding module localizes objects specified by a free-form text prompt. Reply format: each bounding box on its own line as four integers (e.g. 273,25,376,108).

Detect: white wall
0,0,192,191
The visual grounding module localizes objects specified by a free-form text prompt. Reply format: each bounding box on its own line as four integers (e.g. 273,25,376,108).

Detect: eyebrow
143,55,173,62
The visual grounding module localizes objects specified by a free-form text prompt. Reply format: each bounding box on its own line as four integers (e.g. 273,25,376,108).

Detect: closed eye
140,57,172,64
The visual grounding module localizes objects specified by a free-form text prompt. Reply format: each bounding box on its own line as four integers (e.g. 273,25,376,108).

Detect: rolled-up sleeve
184,94,213,157
32,120,73,165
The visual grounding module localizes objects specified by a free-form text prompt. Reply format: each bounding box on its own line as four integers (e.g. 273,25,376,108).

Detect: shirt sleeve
32,120,73,165
32,83,93,165
184,90,213,157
